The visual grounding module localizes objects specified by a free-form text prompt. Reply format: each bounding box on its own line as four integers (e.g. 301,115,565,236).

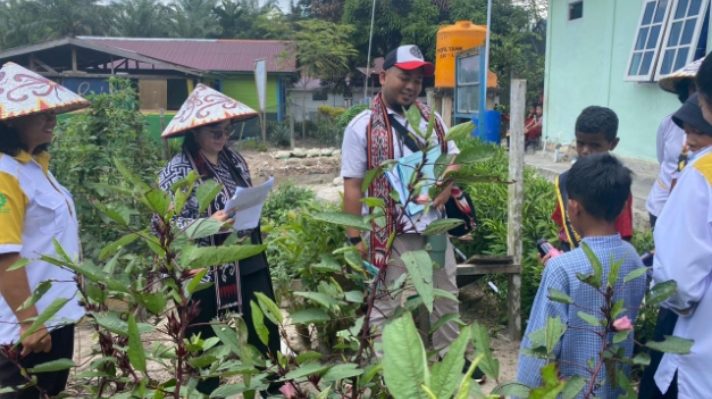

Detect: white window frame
625,0,674,82
654,0,711,79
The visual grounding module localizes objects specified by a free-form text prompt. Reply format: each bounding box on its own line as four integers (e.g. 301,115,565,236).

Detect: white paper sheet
224,176,274,231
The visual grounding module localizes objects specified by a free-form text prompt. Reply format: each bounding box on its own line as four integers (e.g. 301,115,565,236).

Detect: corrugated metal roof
79,37,297,73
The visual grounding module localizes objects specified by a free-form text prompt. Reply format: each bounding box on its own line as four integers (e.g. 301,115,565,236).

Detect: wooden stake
507,79,526,339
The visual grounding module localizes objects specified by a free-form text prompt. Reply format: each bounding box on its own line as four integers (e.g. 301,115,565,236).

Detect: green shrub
454,137,558,327
336,104,368,131
51,77,163,259
262,183,315,225
267,120,292,148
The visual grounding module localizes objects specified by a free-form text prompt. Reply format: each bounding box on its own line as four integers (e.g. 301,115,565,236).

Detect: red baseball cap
383,45,434,76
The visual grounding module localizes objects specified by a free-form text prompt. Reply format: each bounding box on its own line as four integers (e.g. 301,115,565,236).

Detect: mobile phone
537,239,562,258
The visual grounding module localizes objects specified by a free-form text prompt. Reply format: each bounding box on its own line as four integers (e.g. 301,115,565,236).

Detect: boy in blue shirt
517,153,647,397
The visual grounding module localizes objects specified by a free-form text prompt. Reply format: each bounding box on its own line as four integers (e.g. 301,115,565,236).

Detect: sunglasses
201,125,232,139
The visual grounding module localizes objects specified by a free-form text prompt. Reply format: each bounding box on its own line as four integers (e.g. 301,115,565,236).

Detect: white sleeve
656,117,669,164
340,115,368,179
434,113,460,156
653,168,712,314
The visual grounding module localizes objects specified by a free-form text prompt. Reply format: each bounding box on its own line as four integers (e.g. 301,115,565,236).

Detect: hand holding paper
223,176,274,231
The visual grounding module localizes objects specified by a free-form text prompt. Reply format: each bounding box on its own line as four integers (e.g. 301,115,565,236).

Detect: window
626,0,710,81
656,0,710,76
312,89,327,101
569,1,583,20
455,53,480,115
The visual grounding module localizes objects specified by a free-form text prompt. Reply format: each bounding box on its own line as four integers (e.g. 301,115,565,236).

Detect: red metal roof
79,37,297,73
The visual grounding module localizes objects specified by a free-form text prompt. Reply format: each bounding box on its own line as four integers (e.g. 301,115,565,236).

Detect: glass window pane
660,49,676,74
675,47,690,70
689,0,702,15
668,21,683,45
629,53,643,75
676,0,690,18
647,25,662,48
643,1,656,24
457,87,478,114
641,51,655,74
636,27,650,50
654,0,669,22
681,19,696,44
458,56,479,85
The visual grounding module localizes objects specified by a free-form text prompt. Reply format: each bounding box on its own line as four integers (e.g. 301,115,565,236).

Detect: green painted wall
222,75,279,114
544,0,711,161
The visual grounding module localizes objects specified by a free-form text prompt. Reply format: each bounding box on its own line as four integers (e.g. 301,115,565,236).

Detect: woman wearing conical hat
157,84,279,395
0,62,89,397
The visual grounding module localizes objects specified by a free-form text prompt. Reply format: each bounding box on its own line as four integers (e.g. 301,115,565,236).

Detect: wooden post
507,79,526,339
441,92,453,128
71,47,78,72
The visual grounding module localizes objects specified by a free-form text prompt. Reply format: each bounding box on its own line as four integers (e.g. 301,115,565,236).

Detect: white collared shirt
340,107,459,232
652,146,712,398
0,151,84,344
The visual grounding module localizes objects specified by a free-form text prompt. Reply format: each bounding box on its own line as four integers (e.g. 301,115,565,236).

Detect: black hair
698,53,712,105
566,153,632,222
182,130,200,154
675,78,695,103
575,106,619,142
0,121,25,156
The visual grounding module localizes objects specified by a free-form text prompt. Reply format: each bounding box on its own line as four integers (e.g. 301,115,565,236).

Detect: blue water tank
472,110,502,144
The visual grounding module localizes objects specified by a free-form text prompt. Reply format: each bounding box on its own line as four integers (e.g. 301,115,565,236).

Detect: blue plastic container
472,110,502,144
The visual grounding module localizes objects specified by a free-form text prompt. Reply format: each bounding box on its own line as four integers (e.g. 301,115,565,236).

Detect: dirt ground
65,147,520,395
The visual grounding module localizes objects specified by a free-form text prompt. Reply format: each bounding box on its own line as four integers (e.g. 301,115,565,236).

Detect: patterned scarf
366,93,447,268
185,147,252,312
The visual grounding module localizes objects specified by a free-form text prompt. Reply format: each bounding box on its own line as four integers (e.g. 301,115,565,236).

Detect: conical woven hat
659,58,703,93
161,83,258,138
0,62,90,121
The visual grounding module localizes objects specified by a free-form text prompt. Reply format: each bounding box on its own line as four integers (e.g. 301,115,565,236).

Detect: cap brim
672,96,712,135
394,61,435,76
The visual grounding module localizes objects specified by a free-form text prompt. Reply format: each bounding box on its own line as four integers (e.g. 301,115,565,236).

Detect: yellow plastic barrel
435,21,487,88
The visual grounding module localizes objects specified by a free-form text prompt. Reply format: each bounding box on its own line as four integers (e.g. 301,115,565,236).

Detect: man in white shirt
340,45,462,360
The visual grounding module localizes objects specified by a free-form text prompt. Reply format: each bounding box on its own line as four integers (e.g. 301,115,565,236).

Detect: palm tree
169,0,221,38
0,0,50,49
111,0,173,37
40,0,111,38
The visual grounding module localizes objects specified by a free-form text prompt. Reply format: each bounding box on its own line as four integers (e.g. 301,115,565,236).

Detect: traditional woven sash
366,93,447,268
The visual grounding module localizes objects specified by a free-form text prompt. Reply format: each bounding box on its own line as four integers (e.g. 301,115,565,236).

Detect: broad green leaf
140,292,167,315
422,219,464,236
529,363,565,399
624,266,649,283
577,311,602,327
144,189,170,215
645,335,694,354
647,280,677,307
401,250,434,313
52,238,73,263
94,203,130,227
114,157,150,192
6,258,30,271
294,291,339,309
344,290,363,303
296,351,323,364
184,269,210,296
362,166,386,192
561,375,586,399
321,363,363,383
92,313,154,336
254,292,283,325
454,145,494,165
382,312,430,399
361,197,385,208
209,379,268,398
608,259,623,288
127,314,147,373
547,288,574,304
99,232,139,260
430,326,470,398
445,122,475,142
18,281,51,312
196,180,222,214
612,331,630,344
632,352,651,366
184,218,224,240
20,297,70,339
250,301,269,346
180,244,266,268
211,323,241,357
611,299,626,319
580,242,603,289
27,358,75,373
290,308,330,324
284,362,329,380
429,313,464,333
310,212,371,231
454,353,484,399
472,322,500,380
492,383,531,397
406,106,424,138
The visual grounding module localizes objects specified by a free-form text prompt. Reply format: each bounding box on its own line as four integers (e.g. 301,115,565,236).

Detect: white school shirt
340,107,459,233
0,151,84,344
652,146,712,398
646,115,686,217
